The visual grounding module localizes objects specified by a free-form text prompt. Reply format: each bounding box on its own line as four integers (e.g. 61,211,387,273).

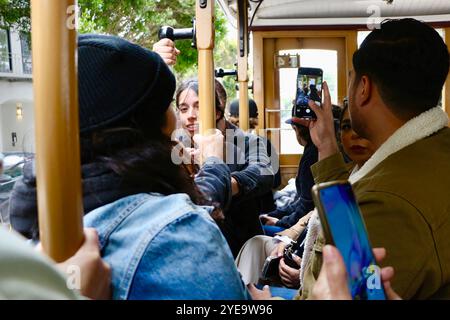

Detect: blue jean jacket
84,193,250,300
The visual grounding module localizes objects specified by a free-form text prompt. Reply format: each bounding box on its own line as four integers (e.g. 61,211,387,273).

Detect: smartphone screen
317,182,386,300
294,67,323,119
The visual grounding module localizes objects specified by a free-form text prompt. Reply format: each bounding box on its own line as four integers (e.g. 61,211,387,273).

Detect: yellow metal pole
31,0,84,262
196,0,216,135
237,0,249,131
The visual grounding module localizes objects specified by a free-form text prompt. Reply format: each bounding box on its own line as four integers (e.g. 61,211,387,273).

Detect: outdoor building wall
0,28,34,154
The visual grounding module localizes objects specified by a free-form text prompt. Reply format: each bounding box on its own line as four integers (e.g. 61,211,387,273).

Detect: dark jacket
259,138,282,213
221,122,275,256
9,157,232,241
268,142,318,228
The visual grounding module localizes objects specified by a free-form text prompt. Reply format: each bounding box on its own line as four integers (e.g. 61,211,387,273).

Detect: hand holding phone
312,181,386,300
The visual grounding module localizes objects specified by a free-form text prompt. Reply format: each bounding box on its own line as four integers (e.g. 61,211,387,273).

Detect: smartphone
294,67,323,119
312,181,386,300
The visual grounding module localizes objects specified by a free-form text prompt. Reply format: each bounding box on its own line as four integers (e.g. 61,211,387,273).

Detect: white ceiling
219,0,450,27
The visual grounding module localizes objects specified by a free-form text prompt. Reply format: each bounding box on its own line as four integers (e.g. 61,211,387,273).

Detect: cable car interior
0,0,449,301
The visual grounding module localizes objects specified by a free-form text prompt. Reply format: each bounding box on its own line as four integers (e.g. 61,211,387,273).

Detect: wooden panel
252,30,360,39
339,31,358,101
280,154,301,166
263,38,279,131
275,38,300,50
280,166,299,190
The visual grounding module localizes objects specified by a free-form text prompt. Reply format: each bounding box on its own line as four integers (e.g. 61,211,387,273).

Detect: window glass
0,29,12,73
20,33,32,75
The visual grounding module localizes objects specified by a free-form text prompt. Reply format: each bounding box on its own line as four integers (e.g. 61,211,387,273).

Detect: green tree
214,35,238,105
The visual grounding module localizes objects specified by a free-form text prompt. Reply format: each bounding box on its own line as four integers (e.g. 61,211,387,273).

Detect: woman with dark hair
338,100,376,171
260,120,318,233
9,34,249,300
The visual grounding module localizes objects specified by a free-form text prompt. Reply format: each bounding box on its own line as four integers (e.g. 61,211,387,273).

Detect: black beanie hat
229,99,258,118
78,34,176,134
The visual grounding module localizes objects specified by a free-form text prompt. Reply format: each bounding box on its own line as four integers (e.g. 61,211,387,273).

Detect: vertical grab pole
445,28,450,122
196,0,216,135
31,0,84,262
237,0,249,132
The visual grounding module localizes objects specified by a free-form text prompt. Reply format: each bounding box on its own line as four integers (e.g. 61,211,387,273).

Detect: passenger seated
228,98,260,131
10,34,249,300
260,113,318,234
227,98,282,214
261,104,343,233
248,245,402,300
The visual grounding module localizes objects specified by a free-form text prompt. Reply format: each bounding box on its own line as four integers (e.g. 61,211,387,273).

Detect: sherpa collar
349,107,449,184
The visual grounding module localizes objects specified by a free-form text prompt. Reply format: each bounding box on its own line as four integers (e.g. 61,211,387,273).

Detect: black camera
260,227,309,281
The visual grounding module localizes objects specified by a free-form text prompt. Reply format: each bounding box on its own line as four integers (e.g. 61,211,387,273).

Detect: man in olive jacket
296,19,450,300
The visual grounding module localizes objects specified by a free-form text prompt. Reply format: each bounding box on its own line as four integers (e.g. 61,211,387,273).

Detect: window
0,29,12,73
278,49,338,154
20,33,32,74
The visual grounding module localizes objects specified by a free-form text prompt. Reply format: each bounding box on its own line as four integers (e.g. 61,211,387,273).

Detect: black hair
175,78,225,120
353,18,449,119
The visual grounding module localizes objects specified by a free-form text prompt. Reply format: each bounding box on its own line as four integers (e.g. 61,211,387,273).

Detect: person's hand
57,229,111,300
193,129,224,163
291,82,339,161
260,214,279,226
184,147,200,164
270,241,288,258
152,38,180,66
279,256,301,288
311,245,402,300
247,284,272,300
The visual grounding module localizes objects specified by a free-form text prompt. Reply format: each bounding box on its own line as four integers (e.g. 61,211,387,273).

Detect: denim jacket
84,192,250,300
10,157,232,241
